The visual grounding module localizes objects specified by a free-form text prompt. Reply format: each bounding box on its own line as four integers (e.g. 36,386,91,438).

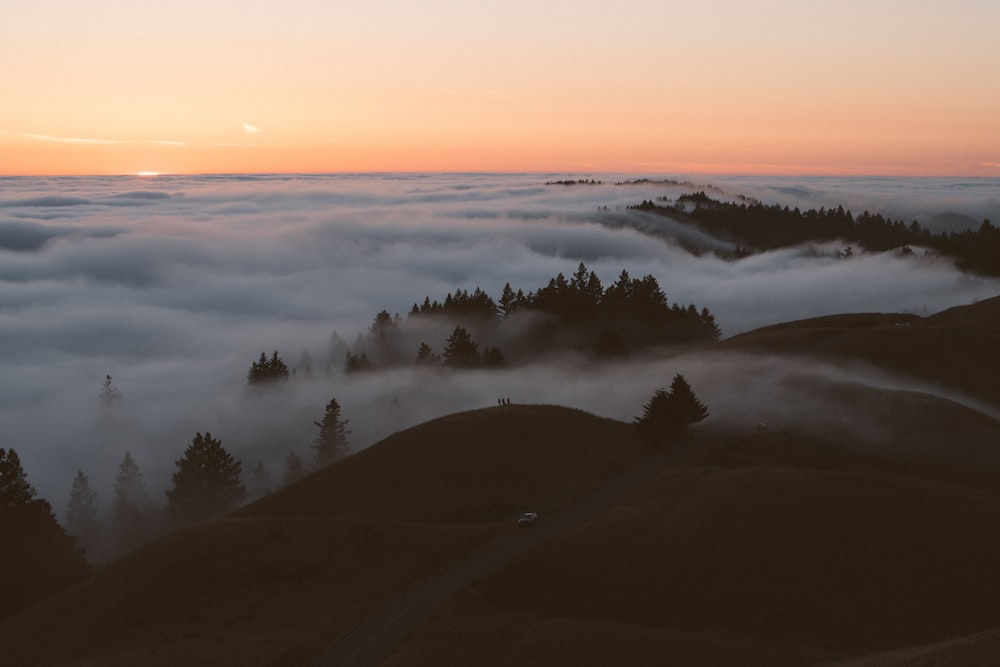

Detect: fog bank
1,173,997,508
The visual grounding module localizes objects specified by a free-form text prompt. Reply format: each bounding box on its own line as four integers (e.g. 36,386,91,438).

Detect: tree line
323,263,722,374
631,192,1000,276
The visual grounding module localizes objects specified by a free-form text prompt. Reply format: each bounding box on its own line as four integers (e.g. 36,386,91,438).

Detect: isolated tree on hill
247,351,290,385
634,373,709,443
311,398,351,468
442,326,480,368
283,450,306,487
166,432,245,527
0,448,90,619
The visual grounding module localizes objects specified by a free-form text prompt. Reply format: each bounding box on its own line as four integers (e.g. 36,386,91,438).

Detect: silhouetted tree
344,351,373,373
0,448,35,510
66,470,100,541
247,351,290,385
634,374,709,443
498,282,522,317
442,326,480,368
666,373,710,427
283,451,306,487
166,432,245,528
0,448,89,619
700,307,722,341
311,398,351,468
110,451,157,555
415,341,441,366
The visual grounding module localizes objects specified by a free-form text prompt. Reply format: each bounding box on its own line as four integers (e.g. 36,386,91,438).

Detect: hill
3,299,1000,665
0,406,650,666
722,295,1000,408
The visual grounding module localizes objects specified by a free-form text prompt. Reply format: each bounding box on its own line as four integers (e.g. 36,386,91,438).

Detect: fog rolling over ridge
1,173,998,508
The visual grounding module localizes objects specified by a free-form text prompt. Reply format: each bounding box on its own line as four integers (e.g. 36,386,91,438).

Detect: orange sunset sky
2,0,999,177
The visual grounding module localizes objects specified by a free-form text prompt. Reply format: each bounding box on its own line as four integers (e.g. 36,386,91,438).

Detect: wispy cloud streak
0,130,188,147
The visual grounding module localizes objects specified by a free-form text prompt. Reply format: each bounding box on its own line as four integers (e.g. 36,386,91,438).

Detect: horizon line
0,169,994,180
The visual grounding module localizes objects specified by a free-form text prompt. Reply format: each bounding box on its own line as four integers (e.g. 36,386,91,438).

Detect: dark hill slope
722,295,1000,407
385,429,1000,666
241,404,650,522
0,406,649,667
4,397,1000,666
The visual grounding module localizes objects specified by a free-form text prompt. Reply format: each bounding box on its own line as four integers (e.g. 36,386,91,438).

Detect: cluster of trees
57,370,354,570
412,263,720,342
632,193,1000,276
332,263,720,373
1,448,90,619
543,178,604,186
247,351,291,385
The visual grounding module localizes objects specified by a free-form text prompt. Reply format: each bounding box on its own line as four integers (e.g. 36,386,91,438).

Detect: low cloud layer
1,173,998,508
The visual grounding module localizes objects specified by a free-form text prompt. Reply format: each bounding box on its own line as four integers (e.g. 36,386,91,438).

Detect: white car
516,512,538,526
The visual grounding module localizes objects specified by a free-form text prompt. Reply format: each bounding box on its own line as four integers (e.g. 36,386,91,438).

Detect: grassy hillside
722,295,1000,408
3,297,1000,666
242,404,650,523
0,406,649,666
395,459,1000,665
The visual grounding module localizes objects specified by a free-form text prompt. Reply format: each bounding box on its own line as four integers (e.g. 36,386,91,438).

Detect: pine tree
415,342,440,366
66,470,99,538
110,451,157,554
0,448,90,619
0,447,35,510
667,373,710,427
700,307,722,342
634,374,709,443
498,282,518,317
166,432,246,528
311,398,351,469
247,350,290,385
442,326,480,368
344,351,373,373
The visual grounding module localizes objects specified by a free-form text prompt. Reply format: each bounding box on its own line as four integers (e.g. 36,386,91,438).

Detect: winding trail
313,451,669,667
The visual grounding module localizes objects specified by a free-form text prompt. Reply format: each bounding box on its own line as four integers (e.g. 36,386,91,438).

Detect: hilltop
2,297,1000,665
722,294,1000,408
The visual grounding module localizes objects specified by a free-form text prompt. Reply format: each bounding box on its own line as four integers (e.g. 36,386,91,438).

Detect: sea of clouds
2,173,998,508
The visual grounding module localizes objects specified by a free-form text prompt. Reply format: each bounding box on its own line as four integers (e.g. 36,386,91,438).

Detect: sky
2,173,999,508
3,1,1000,176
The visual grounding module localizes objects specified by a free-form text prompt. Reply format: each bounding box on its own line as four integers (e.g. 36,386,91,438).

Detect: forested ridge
630,192,1000,275
339,263,721,372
